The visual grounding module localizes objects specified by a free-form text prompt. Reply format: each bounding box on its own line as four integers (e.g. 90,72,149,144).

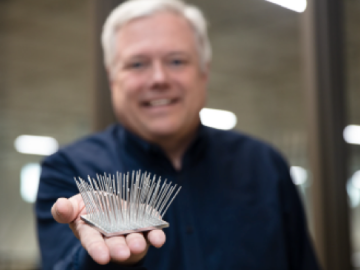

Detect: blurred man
36,0,320,269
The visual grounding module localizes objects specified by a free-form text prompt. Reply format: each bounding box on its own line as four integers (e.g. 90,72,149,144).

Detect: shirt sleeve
35,151,147,270
272,150,322,270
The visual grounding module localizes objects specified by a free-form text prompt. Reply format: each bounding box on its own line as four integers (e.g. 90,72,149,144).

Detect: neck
159,133,195,171
149,124,198,171
123,123,200,171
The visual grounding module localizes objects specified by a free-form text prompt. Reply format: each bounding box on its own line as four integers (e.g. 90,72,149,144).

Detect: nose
150,61,170,89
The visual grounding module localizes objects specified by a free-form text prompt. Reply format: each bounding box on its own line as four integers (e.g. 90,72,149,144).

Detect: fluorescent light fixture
290,166,308,185
14,135,59,156
200,108,237,130
344,125,360,145
265,0,307,13
347,180,360,208
20,163,41,203
348,171,360,208
351,171,360,190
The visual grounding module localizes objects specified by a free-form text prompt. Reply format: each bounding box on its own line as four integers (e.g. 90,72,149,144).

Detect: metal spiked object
74,171,181,237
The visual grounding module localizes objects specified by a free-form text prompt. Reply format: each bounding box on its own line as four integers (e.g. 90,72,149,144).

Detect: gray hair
101,0,212,73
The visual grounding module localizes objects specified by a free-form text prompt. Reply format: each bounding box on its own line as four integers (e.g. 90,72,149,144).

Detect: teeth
149,99,171,106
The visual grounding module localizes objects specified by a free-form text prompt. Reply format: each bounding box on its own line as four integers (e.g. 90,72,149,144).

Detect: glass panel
345,0,360,269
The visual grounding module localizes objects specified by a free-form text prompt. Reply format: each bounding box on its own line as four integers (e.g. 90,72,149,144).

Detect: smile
144,98,177,107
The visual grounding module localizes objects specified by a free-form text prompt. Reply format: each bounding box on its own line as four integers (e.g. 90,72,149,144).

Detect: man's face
110,11,208,142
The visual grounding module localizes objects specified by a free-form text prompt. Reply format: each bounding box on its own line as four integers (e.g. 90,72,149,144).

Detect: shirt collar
117,123,209,166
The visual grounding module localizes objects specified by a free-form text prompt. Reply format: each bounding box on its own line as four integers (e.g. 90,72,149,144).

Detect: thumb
51,194,82,223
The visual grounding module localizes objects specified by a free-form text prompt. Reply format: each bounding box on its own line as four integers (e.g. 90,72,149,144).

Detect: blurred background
0,0,359,269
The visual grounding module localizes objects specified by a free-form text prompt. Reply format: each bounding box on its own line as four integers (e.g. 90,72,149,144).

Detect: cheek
111,85,125,107
184,76,207,106
112,77,142,104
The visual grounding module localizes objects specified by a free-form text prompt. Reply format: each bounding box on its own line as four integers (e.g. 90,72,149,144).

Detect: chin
147,127,179,138
145,121,183,138
145,118,200,141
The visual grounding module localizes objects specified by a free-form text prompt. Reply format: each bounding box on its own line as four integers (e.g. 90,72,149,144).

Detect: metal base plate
81,215,169,237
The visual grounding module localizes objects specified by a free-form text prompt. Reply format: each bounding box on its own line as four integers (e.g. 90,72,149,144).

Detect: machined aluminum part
74,171,181,237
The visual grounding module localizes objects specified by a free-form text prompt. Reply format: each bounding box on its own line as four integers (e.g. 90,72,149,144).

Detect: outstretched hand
51,194,166,265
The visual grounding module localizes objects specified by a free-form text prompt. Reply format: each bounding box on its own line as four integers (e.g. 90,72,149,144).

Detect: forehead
115,12,198,58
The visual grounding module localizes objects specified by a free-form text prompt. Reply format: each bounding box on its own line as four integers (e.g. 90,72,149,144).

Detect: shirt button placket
177,170,204,270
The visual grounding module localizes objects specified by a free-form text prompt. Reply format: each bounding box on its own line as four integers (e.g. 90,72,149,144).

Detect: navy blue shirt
36,124,320,270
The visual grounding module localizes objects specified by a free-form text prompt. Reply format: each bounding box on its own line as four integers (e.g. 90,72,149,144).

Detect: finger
51,199,73,223
51,194,83,223
78,223,110,265
147,230,166,248
104,236,130,262
125,233,148,255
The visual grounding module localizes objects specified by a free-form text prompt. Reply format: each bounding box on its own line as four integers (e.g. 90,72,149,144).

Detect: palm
52,194,166,265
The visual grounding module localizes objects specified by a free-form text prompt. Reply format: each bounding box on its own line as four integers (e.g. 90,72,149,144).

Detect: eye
130,62,144,69
126,60,147,70
169,59,187,67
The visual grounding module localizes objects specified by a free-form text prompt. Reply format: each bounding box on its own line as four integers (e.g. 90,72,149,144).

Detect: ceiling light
200,108,237,130
14,135,59,156
347,180,360,208
20,163,41,203
351,171,360,190
290,166,308,185
344,125,360,145
265,0,307,13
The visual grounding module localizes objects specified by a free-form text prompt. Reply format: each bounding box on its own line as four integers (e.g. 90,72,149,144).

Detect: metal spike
75,170,181,237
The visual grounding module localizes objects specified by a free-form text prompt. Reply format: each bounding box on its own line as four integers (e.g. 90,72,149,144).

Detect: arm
35,152,165,270
273,151,321,270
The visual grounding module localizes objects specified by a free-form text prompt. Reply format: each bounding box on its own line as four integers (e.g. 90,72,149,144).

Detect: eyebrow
118,50,192,64
166,51,190,57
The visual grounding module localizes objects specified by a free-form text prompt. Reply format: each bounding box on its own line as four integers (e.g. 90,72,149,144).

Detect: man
36,0,320,269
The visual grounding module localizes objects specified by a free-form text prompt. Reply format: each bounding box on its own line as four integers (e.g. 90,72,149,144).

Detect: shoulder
62,124,120,155
205,126,283,160
38,125,126,202
203,126,290,178
42,124,124,178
